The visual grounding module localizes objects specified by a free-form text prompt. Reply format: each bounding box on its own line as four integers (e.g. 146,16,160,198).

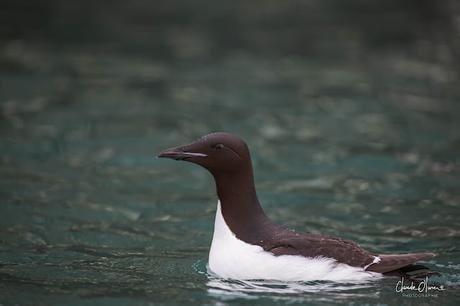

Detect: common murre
158,132,437,281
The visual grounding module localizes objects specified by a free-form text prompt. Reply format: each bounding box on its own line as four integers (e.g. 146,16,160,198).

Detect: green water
1,1,460,305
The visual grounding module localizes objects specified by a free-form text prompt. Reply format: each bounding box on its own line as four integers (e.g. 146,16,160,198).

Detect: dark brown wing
366,252,437,273
258,225,437,272
263,231,376,268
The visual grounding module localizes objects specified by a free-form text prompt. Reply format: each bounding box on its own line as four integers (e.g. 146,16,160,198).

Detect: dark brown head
159,132,268,243
158,132,251,175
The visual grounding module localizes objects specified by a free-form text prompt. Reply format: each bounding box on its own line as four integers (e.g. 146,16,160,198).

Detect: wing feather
265,233,376,268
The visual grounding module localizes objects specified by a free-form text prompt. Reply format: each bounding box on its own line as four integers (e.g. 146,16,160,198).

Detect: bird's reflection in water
201,263,381,302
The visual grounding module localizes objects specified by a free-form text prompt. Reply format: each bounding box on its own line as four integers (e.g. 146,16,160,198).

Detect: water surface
1,1,460,305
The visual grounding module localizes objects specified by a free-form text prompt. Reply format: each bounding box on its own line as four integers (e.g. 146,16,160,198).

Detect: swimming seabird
158,132,437,281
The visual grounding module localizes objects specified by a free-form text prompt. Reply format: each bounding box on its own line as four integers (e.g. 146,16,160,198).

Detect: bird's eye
213,144,224,150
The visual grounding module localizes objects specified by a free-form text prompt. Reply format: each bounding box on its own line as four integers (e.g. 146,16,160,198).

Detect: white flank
208,201,382,282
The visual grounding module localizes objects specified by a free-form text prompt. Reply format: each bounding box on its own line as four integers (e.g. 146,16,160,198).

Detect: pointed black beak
157,147,207,161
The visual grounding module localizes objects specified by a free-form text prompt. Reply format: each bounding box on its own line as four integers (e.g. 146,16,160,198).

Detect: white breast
208,201,382,282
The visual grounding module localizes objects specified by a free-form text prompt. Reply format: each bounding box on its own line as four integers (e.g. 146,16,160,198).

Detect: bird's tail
383,264,440,282
366,252,439,281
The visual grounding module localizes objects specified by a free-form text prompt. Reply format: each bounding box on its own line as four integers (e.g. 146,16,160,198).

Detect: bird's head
158,132,251,175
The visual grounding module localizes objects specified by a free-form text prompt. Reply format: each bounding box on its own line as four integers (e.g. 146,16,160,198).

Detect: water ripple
192,259,381,302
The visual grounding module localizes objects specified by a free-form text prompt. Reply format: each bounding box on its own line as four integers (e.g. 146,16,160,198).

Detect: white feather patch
363,256,381,270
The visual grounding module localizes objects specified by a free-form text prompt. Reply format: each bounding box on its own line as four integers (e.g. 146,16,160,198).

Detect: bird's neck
212,167,271,243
